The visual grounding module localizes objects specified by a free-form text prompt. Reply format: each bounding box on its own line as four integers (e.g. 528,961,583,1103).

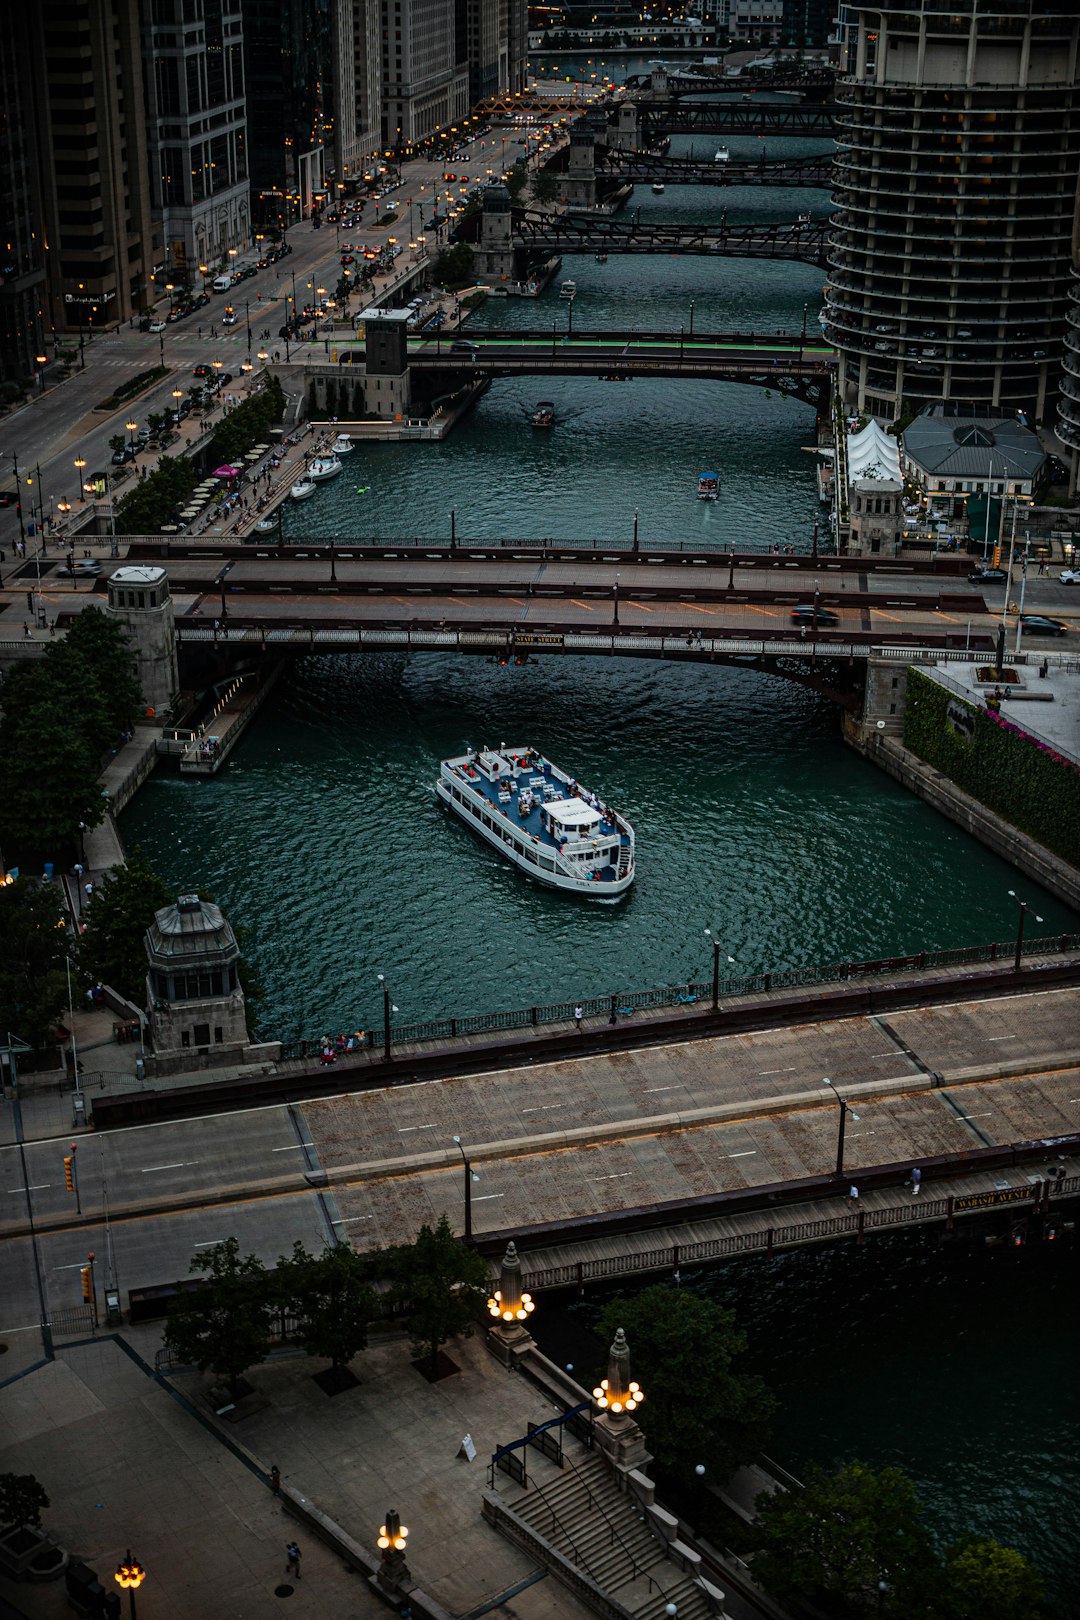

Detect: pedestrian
911,1166,922,1195
285,1541,301,1578
84,881,94,900
848,1184,859,1202
74,862,84,881
23,621,31,637
574,1004,583,1030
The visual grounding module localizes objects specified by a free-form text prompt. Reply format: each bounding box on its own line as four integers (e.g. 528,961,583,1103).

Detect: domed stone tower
145,894,248,1071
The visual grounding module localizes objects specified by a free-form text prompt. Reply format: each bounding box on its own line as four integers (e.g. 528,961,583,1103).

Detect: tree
79,848,172,1003
0,1472,49,1529
433,242,474,289
751,1460,936,1617
279,1241,378,1377
0,880,70,1055
940,1537,1043,1620
597,1286,774,1482
0,692,105,855
531,171,559,205
163,1237,274,1397
383,1214,488,1380
63,608,141,740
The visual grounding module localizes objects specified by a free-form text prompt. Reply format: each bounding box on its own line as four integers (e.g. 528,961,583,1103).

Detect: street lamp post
376,973,397,1060
451,1135,480,1242
822,1077,859,1179
125,420,138,455
704,930,735,1010
114,1551,145,1619
1007,889,1043,973
74,457,87,502
35,355,48,395
245,298,252,353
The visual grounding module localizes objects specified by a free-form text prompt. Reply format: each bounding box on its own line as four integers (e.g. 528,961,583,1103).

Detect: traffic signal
80,1266,93,1301
64,1156,75,1190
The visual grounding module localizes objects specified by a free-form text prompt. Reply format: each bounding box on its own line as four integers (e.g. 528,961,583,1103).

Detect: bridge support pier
475,183,517,289
564,121,598,210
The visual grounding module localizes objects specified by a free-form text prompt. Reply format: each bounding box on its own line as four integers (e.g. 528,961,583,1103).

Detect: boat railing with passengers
435,747,635,898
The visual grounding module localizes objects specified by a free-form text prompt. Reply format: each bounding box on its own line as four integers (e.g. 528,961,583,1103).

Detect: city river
121,85,1079,1606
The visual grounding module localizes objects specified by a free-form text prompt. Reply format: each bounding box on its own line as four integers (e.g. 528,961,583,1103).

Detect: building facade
901,407,1046,518
143,0,251,282
0,14,48,385
244,0,336,222
826,3,1080,426
381,0,469,150
26,0,155,336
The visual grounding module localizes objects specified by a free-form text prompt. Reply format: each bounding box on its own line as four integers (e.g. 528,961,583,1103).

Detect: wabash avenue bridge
118,544,1001,707
482,211,828,267
596,149,834,188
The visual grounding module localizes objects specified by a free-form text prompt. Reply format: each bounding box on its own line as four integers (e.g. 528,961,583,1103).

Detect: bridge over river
113,544,1004,699
478,213,828,268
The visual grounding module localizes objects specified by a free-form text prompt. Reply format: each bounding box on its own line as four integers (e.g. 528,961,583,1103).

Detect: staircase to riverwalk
486,1448,721,1620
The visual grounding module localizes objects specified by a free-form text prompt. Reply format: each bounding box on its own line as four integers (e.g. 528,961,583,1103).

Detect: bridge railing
278,932,1080,1059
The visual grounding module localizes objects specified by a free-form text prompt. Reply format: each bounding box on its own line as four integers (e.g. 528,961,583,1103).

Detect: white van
212,274,232,293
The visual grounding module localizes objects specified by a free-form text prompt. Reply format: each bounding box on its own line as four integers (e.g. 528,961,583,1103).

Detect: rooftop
902,409,1046,480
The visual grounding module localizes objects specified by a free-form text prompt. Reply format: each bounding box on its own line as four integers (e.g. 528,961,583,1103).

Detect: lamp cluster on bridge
593,1327,644,1415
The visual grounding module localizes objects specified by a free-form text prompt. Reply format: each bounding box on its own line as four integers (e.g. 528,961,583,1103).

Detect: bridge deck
301,977,1080,1262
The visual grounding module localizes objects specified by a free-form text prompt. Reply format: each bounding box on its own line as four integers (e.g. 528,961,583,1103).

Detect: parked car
193,364,211,378
790,606,839,625
148,320,167,333
111,447,133,465
1059,569,1080,585
968,566,1008,583
1021,615,1068,636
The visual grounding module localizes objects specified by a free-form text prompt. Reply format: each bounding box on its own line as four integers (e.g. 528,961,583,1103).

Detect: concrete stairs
509,1453,712,1620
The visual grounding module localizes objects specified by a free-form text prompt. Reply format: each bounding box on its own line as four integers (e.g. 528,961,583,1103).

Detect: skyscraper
381,0,469,151
25,0,155,335
0,13,47,384
825,2,1080,425
143,0,251,281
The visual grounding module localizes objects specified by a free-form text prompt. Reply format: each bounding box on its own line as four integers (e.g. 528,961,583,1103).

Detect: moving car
1020,615,1067,637
790,605,839,625
1059,568,1080,585
59,559,101,577
968,566,1008,583
148,320,166,333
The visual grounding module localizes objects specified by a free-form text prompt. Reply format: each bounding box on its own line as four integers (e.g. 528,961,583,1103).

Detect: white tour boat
331,434,354,455
651,182,665,194
307,455,342,481
714,146,729,162
560,279,577,299
697,471,720,501
435,746,635,898
290,479,317,501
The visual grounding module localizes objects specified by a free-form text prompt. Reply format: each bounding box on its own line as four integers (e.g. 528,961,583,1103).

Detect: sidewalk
0,1330,593,1620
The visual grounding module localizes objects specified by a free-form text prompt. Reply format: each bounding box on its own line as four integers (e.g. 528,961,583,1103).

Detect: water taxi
652,182,665,194
531,401,556,428
435,746,635,898
308,455,342,481
560,279,576,299
290,479,317,501
714,146,729,162
331,434,354,455
254,517,276,531
697,471,720,501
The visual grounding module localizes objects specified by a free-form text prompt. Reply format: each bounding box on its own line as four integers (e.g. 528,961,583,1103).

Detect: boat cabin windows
544,798,603,844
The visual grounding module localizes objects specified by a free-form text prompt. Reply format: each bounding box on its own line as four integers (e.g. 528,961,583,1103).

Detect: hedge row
902,668,1080,868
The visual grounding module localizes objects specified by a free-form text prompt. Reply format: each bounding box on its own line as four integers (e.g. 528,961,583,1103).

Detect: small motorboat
307,455,342,481
531,401,556,428
290,480,317,501
714,146,729,162
331,434,353,455
254,517,276,532
560,279,576,299
697,471,720,501
652,182,665,194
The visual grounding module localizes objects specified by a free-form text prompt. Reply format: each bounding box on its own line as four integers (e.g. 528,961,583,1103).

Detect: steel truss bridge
597,148,835,188
623,69,835,97
511,209,828,267
635,101,836,139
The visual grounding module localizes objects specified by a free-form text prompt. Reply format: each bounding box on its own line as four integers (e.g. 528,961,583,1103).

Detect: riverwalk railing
278,931,1080,1059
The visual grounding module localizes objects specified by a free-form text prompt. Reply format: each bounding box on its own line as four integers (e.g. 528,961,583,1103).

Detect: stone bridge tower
363,308,411,419
105,564,178,716
564,122,597,210
476,183,516,287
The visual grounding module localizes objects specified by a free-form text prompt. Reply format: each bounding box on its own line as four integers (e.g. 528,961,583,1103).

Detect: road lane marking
644,1085,680,1093
140,1162,195,1173
589,1172,631,1181
7,1184,51,1194
760,1067,797,1075
474,1193,505,1202
569,599,595,611
728,1150,757,1158
987,1035,1020,1041
333,1215,373,1224
398,1124,436,1132
271,1144,307,1151
194,1239,228,1247
683,602,716,615
53,1262,89,1270
957,1112,993,1119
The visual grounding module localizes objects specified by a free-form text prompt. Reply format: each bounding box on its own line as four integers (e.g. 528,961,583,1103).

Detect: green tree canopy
940,1536,1043,1620
0,694,105,857
0,880,71,1053
205,376,286,468
751,1460,936,1617
383,1214,489,1379
163,1237,274,1397
78,849,172,1003
597,1286,774,1483
0,1472,50,1529
433,242,475,290
115,452,198,536
279,1240,378,1373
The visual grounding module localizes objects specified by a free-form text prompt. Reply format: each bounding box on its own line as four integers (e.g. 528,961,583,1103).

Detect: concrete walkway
0,1330,595,1620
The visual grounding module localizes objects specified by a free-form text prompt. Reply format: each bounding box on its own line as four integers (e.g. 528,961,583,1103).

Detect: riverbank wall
843,716,1080,912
